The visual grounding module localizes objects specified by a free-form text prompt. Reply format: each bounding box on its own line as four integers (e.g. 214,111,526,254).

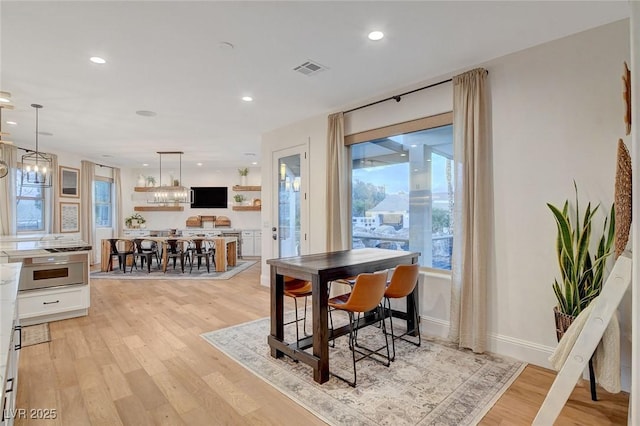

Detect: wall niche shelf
134,206,184,212
232,185,261,191
232,205,261,211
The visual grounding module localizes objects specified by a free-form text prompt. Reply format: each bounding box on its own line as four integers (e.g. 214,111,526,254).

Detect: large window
349,117,453,270
16,169,45,232
94,178,113,227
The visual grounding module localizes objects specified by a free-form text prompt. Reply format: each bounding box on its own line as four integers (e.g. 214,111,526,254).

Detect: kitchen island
0,235,92,326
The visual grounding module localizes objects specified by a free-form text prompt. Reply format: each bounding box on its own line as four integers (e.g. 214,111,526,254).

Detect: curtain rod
96,163,115,170
344,78,452,114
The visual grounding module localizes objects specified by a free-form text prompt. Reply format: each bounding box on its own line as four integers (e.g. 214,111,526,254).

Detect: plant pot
553,306,576,342
241,175,248,186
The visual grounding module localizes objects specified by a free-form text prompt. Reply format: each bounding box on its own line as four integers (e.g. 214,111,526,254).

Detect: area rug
90,260,256,280
21,323,51,347
201,316,526,426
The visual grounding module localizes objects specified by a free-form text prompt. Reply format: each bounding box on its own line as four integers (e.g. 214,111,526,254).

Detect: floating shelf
134,186,186,192
232,206,261,211
232,185,261,191
134,206,184,212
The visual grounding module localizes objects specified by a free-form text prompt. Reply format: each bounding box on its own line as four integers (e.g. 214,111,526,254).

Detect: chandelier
21,104,53,188
148,151,192,204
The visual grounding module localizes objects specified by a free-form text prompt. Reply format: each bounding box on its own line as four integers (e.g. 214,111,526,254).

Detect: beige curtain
48,154,59,233
80,160,96,263
449,68,491,353
326,112,350,251
114,167,123,237
0,144,17,235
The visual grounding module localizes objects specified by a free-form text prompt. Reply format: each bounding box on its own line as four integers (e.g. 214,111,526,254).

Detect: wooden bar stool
328,270,390,387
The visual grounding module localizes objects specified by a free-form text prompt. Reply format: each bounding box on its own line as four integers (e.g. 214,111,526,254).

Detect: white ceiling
0,1,630,169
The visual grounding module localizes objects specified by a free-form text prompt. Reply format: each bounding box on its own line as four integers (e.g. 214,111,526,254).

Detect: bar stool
283,277,312,346
328,270,390,387
383,264,421,361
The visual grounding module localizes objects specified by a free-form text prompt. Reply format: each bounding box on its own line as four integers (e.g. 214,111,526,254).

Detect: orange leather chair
383,264,421,361
328,270,390,387
283,277,313,345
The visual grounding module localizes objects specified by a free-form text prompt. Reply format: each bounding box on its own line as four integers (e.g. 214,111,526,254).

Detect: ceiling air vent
293,60,327,76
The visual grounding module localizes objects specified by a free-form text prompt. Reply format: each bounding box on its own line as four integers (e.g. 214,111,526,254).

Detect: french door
272,145,307,257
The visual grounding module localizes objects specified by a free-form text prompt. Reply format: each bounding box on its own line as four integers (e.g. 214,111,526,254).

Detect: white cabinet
18,285,89,325
241,230,261,257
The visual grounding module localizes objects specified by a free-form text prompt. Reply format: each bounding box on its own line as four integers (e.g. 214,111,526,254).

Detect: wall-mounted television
190,187,228,208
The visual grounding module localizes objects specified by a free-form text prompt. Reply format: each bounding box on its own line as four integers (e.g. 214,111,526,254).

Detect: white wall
261,19,631,385
120,166,262,232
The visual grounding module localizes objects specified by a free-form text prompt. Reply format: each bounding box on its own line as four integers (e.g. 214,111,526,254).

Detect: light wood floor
15,263,628,425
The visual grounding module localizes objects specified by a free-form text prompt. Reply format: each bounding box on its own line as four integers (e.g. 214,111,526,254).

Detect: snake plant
547,183,615,317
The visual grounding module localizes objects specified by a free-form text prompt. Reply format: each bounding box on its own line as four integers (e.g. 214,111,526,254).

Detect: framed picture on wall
59,166,80,198
60,202,79,233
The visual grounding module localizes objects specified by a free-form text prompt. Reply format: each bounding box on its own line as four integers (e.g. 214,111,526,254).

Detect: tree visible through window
94,178,112,227
16,168,45,232
350,123,454,270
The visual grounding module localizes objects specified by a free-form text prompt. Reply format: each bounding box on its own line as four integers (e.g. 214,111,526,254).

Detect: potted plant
233,194,245,205
547,182,615,341
125,213,146,229
146,176,156,187
238,167,249,186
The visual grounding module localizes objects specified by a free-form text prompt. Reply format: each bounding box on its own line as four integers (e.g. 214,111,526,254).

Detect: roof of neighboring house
370,193,409,212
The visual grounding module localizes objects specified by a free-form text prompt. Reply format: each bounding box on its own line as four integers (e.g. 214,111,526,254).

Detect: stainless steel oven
16,254,88,291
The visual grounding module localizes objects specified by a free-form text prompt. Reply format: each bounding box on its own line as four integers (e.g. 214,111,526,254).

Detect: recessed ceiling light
90,56,106,64
136,110,157,117
142,163,149,167
368,31,384,41
6,121,17,125
242,96,253,102
196,162,203,166
251,161,258,165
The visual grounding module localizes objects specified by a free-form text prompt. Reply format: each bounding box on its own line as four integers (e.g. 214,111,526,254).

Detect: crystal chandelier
21,104,53,188
148,151,192,204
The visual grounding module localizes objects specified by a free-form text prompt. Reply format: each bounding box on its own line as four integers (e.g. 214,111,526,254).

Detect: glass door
273,146,306,257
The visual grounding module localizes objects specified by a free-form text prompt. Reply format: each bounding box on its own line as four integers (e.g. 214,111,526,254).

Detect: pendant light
148,151,192,204
21,103,53,188
0,91,14,179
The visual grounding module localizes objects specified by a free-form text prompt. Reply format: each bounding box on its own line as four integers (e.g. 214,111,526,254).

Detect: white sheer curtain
326,112,350,251
0,144,17,235
48,154,59,233
449,68,491,353
114,167,123,237
80,160,96,263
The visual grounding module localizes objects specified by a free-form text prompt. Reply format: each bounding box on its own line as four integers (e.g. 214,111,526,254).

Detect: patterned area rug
90,260,256,280
21,323,51,347
201,315,526,425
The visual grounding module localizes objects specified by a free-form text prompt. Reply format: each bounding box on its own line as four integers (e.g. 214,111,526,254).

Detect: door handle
272,227,277,232
272,234,277,240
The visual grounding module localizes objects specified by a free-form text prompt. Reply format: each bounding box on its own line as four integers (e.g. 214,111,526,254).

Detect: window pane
16,199,44,232
94,180,112,227
94,180,111,203
351,124,453,270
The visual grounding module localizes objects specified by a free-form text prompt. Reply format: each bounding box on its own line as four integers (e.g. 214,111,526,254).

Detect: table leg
270,267,284,358
214,239,225,272
312,275,330,383
162,242,168,273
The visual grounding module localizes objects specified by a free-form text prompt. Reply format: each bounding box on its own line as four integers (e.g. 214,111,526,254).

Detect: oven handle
14,325,21,350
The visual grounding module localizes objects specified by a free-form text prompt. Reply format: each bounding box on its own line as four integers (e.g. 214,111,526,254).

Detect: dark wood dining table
267,248,420,384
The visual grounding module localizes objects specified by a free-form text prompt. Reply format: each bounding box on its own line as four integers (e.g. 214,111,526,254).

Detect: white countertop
0,237,92,258
0,262,21,386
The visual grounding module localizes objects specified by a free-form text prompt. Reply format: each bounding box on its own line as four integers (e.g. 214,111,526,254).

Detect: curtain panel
0,144,17,235
114,167,123,238
449,68,491,353
326,112,350,251
49,154,59,233
80,160,96,263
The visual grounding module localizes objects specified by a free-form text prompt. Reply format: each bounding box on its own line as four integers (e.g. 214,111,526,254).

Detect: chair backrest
132,239,146,253
108,238,121,254
385,264,420,299
342,270,388,313
191,238,206,254
167,239,180,254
